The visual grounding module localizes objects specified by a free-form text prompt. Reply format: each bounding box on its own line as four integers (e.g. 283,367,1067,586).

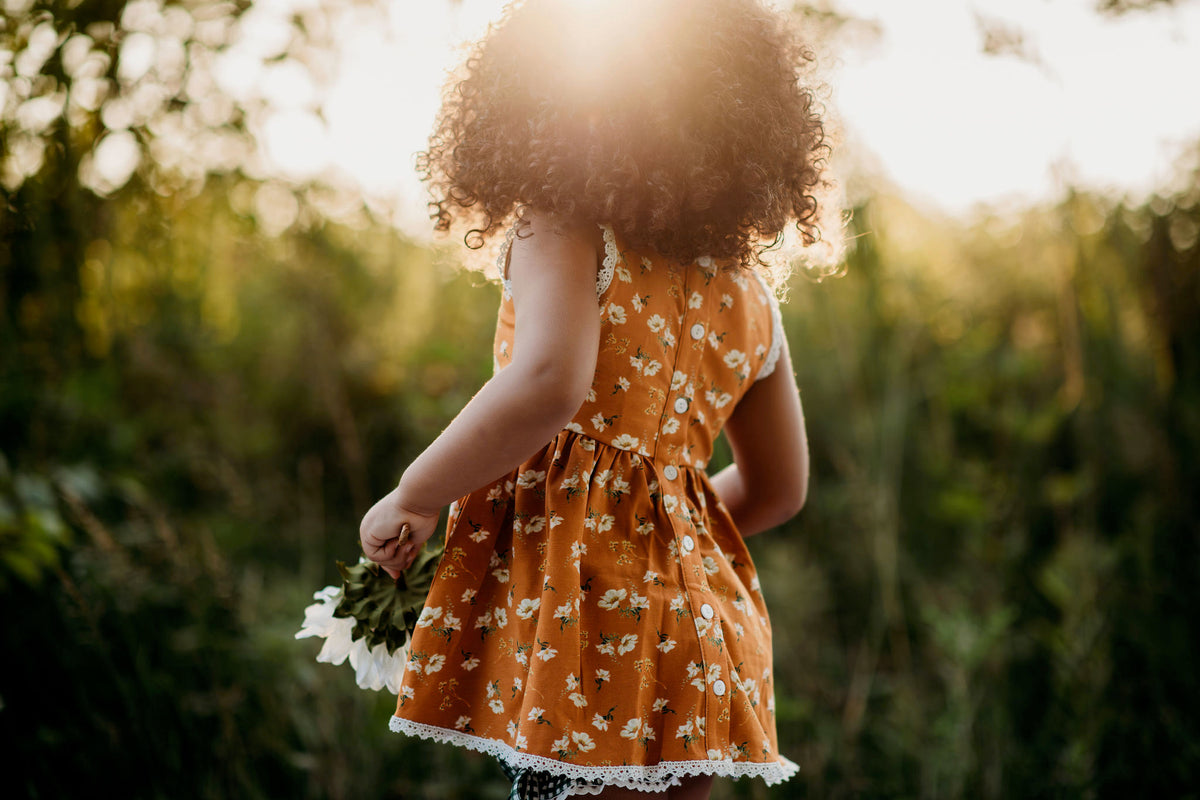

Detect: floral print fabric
389,227,797,791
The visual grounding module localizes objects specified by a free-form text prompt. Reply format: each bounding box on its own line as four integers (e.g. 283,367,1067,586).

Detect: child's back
388,225,799,792
357,1,830,795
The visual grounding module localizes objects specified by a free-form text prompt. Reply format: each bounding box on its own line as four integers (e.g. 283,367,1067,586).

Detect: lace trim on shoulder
389,716,799,789
498,223,519,300
500,223,616,303
752,271,785,382
597,224,620,298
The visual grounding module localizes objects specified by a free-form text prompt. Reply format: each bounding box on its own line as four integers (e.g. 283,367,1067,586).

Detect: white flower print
424,654,446,674
593,469,611,487
620,718,642,740
703,555,721,576
611,434,640,450
455,716,471,731
595,668,610,684
489,698,505,714
671,370,687,391
564,421,585,435
647,314,666,333
616,265,633,283
462,655,481,671
516,469,546,488
592,714,610,731
468,527,491,543
591,413,608,432
721,292,734,309
516,598,540,620
606,304,627,324
705,389,732,409
628,591,649,615
549,510,564,528
598,588,627,610
461,589,476,604
724,349,747,369
616,377,631,391
656,636,677,653
535,643,558,661
571,731,596,752
416,606,442,628
527,706,545,721
661,417,680,435
586,387,597,402
688,291,704,309
632,293,648,312
642,359,662,376
492,608,509,628
617,633,638,655
643,570,658,583
637,520,655,536
652,698,670,712
492,566,510,583
570,691,588,708
584,513,615,533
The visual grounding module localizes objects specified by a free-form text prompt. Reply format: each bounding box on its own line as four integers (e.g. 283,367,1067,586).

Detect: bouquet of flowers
295,535,443,694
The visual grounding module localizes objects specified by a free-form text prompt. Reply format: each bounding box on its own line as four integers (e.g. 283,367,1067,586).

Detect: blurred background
2,0,1198,797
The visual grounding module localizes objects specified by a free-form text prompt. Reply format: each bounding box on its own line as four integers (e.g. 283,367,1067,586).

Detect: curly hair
418,0,833,270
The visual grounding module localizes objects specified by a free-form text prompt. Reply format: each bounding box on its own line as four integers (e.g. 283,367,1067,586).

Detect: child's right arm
360,214,602,574
709,336,809,538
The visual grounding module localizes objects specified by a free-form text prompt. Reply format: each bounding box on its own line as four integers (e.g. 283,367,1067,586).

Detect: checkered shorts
500,761,605,800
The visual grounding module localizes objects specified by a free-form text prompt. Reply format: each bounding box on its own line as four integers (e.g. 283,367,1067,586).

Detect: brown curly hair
418,0,832,269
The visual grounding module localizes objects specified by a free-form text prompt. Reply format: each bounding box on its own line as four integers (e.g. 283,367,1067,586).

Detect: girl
360,0,830,796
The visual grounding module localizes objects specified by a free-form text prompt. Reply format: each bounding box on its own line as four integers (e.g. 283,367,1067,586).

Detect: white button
681,535,695,552
673,398,689,414
712,679,727,697
700,603,714,620
690,323,705,340
663,465,678,480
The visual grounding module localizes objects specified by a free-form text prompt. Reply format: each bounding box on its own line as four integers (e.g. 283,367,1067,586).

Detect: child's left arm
360,214,602,576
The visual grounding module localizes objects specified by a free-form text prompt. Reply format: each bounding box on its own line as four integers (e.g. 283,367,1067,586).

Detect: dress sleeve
752,272,786,382
501,222,616,302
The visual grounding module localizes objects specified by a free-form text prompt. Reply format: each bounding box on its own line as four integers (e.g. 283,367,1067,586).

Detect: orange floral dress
389,225,797,793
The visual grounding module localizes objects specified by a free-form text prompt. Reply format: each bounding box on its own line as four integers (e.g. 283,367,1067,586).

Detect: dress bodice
493,226,783,469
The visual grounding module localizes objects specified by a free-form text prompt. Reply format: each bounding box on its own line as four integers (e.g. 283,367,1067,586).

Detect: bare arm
361,215,601,572
709,335,809,537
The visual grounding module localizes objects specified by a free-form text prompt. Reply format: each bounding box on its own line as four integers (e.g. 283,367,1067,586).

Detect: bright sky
221,0,1200,231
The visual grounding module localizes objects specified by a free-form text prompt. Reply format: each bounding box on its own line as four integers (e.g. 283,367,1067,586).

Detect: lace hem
389,716,799,789
597,224,619,297
752,271,785,381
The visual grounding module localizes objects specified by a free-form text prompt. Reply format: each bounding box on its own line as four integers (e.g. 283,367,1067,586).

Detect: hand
359,487,440,579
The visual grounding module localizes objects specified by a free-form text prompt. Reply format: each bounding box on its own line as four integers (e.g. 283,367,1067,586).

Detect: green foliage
3,1,1199,798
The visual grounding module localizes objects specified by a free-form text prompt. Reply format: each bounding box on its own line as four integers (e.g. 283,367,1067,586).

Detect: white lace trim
498,223,519,300
597,224,619,297
752,271,785,381
389,716,799,789
499,223,617,303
